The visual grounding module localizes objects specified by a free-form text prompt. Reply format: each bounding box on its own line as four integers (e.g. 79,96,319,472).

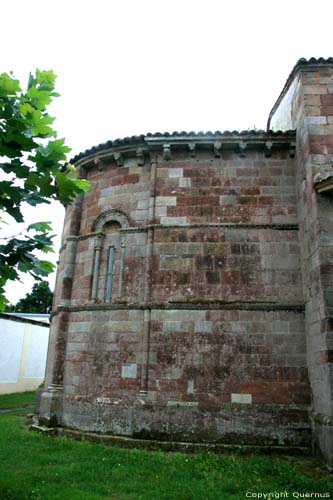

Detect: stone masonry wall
39,132,312,450
269,59,333,468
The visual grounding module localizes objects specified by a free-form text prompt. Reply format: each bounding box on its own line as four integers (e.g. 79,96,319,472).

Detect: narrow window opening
105,246,115,302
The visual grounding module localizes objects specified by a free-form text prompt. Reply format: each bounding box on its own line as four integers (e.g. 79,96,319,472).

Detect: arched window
91,211,129,302
100,221,120,302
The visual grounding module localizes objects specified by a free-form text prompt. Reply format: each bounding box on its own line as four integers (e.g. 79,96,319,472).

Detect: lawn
0,391,36,409
0,393,332,500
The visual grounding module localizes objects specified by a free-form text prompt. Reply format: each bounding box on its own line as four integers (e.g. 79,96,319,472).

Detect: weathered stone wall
38,59,333,468
60,148,301,306
58,307,310,445
39,130,312,450
151,226,301,303
269,58,333,468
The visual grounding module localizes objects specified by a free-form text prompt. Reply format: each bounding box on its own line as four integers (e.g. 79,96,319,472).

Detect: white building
0,313,50,394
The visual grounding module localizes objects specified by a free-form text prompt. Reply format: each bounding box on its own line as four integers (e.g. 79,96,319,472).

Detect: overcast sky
2,0,333,304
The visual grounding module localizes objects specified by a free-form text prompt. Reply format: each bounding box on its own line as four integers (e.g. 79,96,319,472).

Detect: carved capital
94,235,103,250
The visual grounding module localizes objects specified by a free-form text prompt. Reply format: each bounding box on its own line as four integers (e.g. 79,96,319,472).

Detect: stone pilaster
39,195,84,426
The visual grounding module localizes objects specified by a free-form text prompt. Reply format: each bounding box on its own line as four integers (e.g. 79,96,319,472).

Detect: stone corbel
76,165,88,178
188,143,196,157
94,157,105,172
163,143,172,161
114,152,123,167
289,141,296,158
238,141,247,158
214,140,223,158
264,141,273,158
313,167,333,193
136,148,145,166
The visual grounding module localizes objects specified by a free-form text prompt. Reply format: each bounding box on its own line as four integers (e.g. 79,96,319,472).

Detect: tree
0,70,90,310
9,281,53,314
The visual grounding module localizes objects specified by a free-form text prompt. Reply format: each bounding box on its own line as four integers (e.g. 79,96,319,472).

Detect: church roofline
71,129,296,169
267,57,333,130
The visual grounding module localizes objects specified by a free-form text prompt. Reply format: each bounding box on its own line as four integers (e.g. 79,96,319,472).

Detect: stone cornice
72,131,296,171
52,301,305,319
119,223,299,233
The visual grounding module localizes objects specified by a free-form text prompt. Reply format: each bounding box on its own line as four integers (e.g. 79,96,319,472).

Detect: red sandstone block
221,270,240,285
321,350,333,363
258,177,279,186
320,317,333,332
321,94,333,105
241,186,260,195
110,176,124,186
305,95,322,106
266,167,283,176
175,195,191,206
238,195,257,205
183,168,206,178
195,255,214,269
200,206,214,217
303,84,327,95
206,271,220,284
201,196,220,206
321,105,333,115
310,134,333,153
236,167,259,177
197,187,214,196
191,177,212,187
211,178,223,187
123,174,140,184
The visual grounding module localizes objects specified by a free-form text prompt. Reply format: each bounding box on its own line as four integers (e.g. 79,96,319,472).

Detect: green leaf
19,102,35,115
36,260,55,275
73,178,90,191
0,265,17,280
40,245,54,254
27,221,53,232
0,68,90,308
35,69,57,91
0,73,21,97
0,294,8,312
27,87,52,111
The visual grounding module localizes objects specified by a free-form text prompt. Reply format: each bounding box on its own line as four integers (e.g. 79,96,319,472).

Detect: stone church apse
38,58,333,469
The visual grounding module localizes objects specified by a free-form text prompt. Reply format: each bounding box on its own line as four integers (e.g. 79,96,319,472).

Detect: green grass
0,391,36,409
0,399,332,500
